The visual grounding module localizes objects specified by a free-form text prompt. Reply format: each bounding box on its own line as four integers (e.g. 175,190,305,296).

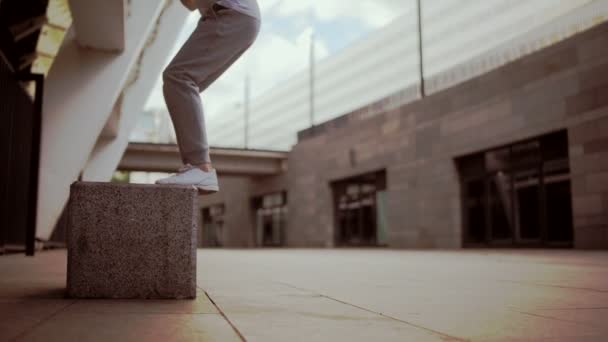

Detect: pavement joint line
538,307,608,310
467,254,608,268
9,299,78,342
70,311,221,315
509,308,596,327
200,286,246,342
276,281,468,342
498,280,608,293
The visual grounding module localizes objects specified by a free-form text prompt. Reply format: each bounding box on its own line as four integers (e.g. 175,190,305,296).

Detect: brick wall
290,22,608,249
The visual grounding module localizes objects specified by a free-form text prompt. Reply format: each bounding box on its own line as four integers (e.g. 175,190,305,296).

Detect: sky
144,0,407,119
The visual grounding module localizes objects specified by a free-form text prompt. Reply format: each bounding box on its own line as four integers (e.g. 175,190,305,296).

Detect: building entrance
252,192,287,247
457,131,573,247
201,204,225,247
331,170,387,247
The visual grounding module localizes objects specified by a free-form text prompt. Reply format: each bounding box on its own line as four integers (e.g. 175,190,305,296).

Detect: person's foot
155,164,219,195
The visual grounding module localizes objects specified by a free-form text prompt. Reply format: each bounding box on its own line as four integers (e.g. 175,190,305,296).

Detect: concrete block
570,152,608,175
569,121,602,144
587,172,608,193
66,182,198,299
577,33,608,63
580,62,608,90
570,176,587,196
575,225,608,249
566,90,599,116
573,194,603,216
415,123,440,159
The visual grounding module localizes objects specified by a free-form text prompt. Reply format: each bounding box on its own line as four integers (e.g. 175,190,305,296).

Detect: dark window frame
251,191,288,247
456,130,573,248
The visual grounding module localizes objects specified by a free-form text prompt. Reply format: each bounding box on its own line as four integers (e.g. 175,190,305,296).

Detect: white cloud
203,25,330,119
270,0,408,28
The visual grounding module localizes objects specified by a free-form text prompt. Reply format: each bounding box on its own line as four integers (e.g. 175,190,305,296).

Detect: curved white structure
37,0,190,240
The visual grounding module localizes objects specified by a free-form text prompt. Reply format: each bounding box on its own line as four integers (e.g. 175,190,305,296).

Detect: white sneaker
155,164,219,194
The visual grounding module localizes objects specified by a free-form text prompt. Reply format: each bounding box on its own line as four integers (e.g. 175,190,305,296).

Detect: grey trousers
163,6,260,165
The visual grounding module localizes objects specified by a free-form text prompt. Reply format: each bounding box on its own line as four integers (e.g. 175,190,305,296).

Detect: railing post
417,0,426,98
20,73,44,256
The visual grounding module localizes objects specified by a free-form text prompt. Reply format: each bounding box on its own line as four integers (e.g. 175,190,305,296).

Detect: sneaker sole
195,183,219,195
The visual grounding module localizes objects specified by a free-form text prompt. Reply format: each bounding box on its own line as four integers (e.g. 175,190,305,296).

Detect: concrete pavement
1,249,608,341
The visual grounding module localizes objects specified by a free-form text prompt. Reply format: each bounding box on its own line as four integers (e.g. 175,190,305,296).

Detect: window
331,170,387,247
457,131,573,247
201,204,225,247
252,192,287,247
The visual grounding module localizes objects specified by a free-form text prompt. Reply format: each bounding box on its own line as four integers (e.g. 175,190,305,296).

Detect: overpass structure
118,143,288,176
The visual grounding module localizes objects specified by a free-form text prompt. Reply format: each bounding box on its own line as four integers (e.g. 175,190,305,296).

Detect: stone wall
566,23,608,249
290,22,608,249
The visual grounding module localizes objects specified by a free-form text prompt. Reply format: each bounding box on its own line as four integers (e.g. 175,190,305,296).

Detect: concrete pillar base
66,182,198,299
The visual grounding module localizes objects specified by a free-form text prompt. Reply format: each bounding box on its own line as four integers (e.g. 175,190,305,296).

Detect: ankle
197,163,214,172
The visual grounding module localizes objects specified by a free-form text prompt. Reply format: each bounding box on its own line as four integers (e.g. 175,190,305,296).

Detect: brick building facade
199,22,608,249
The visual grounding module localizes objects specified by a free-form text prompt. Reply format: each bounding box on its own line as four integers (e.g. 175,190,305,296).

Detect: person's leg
163,9,260,169
188,38,256,172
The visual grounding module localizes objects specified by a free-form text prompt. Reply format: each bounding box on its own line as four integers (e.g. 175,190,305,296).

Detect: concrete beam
82,0,191,182
68,0,125,52
118,143,288,176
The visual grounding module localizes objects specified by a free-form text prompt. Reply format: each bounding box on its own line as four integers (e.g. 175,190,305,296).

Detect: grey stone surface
66,182,198,299
198,249,608,341
2,249,608,341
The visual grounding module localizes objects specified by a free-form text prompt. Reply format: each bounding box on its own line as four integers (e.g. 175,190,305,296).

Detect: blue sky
144,0,406,117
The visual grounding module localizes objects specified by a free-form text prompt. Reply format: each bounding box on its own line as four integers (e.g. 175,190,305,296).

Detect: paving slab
15,312,241,342
206,290,448,342
63,288,217,315
197,249,608,341
522,308,608,333
0,251,66,299
2,249,608,341
0,300,75,341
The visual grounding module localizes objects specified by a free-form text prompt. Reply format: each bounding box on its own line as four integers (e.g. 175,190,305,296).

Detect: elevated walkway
118,142,288,176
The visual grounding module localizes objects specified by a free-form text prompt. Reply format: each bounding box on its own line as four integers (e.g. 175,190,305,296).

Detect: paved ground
1,249,608,341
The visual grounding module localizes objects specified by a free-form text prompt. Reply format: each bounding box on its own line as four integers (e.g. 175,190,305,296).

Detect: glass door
332,170,387,247
253,192,287,247
458,131,574,247
376,191,389,246
513,167,542,244
487,172,514,244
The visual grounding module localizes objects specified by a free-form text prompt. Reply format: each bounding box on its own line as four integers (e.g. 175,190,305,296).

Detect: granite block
66,182,198,299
